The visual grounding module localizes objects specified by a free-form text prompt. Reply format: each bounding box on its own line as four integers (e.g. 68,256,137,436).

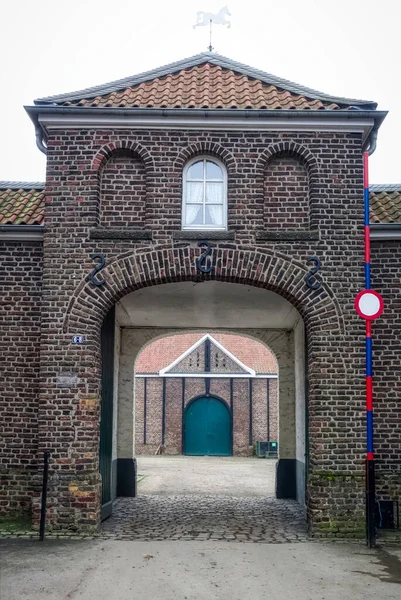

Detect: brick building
0,52,400,536
134,332,278,456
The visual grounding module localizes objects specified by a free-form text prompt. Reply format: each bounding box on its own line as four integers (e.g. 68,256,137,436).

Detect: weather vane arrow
193,6,231,52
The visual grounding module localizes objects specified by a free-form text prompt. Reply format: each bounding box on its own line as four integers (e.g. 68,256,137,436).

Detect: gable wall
134,376,278,456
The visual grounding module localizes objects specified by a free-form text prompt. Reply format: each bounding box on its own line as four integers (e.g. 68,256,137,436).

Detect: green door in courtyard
184,397,231,456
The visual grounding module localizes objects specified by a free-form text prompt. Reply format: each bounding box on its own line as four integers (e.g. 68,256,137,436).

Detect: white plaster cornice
37,113,375,145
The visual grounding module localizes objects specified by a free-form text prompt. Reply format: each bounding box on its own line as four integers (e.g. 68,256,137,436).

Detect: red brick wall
370,242,401,503
3,125,385,535
264,155,309,229
135,376,278,456
100,150,146,227
0,241,43,516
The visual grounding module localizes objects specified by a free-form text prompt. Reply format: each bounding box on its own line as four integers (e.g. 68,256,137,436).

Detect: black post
144,377,147,445
162,378,166,446
267,378,270,442
230,378,234,455
249,379,253,446
181,377,185,453
366,459,376,547
39,450,50,542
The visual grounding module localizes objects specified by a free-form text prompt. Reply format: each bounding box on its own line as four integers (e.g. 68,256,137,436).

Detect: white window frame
182,156,228,230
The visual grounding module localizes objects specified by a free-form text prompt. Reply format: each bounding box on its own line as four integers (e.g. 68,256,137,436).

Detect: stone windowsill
173,230,235,241
90,228,153,240
255,230,320,241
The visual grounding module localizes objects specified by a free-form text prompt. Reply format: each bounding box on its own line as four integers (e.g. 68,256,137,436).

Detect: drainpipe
34,122,47,155
366,124,379,156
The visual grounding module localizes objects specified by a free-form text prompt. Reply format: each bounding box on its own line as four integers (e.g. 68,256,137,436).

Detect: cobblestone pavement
101,495,307,543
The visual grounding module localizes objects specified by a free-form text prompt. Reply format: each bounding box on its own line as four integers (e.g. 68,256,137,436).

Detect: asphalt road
1,538,400,600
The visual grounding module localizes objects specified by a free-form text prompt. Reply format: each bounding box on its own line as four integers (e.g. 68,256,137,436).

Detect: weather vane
193,6,231,52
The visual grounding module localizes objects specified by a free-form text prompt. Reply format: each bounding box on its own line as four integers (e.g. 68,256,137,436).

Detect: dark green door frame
100,307,115,521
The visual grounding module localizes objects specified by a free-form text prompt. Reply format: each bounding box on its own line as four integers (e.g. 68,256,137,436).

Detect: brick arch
174,142,237,173
92,140,155,172
257,141,319,193
63,246,344,336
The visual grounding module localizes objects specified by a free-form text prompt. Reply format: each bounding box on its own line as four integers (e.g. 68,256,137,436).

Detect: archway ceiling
116,281,299,329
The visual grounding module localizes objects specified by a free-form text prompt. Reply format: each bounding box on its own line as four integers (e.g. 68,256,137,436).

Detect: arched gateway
5,51,387,540
46,244,353,534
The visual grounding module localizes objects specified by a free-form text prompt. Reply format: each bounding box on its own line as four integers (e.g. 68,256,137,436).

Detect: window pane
205,205,223,226
187,161,204,179
185,204,203,226
186,182,204,203
205,182,223,203
206,161,223,180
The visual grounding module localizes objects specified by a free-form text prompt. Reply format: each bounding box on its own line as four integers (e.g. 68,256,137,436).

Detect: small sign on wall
72,335,85,344
57,371,78,388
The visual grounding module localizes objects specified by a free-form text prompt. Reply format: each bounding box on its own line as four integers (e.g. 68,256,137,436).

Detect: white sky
0,0,399,183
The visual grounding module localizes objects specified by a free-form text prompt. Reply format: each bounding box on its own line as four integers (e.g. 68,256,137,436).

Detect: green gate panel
100,307,115,520
184,396,231,456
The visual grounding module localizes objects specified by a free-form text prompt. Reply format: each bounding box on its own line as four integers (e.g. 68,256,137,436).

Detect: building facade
0,53,400,536
134,332,278,456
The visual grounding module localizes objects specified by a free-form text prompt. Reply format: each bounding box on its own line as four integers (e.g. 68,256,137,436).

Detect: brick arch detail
63,246,344,335
257,141,319,193
174,142,237,173
91,140,155,172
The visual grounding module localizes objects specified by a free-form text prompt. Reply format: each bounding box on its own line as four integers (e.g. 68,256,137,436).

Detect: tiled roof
35,53,377,111
370,185,401,224
0,183,45,225
60,65,345,110
136,333,278,374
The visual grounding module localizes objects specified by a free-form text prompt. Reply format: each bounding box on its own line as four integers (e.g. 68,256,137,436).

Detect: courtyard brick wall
134,377,278,456
0,241,43,517
370,242,401,505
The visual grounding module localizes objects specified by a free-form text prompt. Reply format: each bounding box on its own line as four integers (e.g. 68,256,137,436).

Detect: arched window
182,157,227,229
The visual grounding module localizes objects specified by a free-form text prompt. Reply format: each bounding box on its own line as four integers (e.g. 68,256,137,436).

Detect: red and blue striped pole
364,152,375,547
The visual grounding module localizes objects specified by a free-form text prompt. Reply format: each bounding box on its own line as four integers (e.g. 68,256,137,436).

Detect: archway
99,280,309,521
59,245,345,535
184,396,232,456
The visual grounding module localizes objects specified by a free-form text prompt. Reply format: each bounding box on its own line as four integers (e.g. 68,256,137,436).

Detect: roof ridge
370,184,401,192
33,52,377,108
0,181,45,190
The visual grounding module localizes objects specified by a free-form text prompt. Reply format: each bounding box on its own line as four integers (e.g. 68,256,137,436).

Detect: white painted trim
159,333,255,376
38,114,375,144
370,230,401,240
136,373,278,379
0,231,44,241
182,156,227,230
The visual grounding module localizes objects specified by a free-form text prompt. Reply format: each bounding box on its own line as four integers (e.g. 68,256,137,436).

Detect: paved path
102,456,306,542
136,455,277,496
2,538,401,600
102,495,307,542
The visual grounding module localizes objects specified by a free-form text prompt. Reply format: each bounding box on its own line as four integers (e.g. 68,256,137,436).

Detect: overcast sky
0,0,399,183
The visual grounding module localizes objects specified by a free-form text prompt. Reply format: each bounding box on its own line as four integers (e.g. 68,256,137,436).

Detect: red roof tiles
136,333,278,374
370,189,401,223
0,186,45,225
62,64,343,110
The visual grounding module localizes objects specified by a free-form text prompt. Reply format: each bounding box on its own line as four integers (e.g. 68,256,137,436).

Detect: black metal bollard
39,450,50,541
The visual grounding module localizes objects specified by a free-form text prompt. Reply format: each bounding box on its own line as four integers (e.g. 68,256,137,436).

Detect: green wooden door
100,307,115,521
184,397,231,456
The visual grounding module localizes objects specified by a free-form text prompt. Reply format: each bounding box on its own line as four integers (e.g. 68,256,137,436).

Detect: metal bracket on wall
305,256,321,290
196,240,215,274
90,254,106,286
